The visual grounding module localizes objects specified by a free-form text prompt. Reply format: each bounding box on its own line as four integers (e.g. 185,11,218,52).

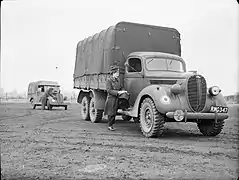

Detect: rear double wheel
89,97,103,123
81,96,91,121
140,98,165,138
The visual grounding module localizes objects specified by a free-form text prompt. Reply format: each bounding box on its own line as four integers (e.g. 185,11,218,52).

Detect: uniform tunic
104,77,122,116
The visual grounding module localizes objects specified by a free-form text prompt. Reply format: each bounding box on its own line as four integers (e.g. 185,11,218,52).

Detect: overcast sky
1,0,238,95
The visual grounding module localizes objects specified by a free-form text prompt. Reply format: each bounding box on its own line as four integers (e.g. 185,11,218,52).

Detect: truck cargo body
73,21,181,90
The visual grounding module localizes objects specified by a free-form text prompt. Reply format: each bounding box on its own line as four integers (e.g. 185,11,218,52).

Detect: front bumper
166,111,229,120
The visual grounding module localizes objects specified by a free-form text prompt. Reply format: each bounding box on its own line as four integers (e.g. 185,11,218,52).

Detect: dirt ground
0,102,238,180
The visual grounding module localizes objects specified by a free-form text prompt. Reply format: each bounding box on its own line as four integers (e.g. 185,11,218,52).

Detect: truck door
124,57,144,106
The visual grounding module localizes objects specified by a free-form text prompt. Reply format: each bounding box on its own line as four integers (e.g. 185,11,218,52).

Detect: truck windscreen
145,58,184,72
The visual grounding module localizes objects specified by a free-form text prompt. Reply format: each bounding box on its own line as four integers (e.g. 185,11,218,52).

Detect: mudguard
130,85,228,117
203,92,228,112
130,85,177,117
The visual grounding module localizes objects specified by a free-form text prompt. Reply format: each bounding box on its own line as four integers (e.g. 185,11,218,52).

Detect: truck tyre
47,100,52,110
122,114,132,121
30,99,36,109
197,119,225,136
89,97,103,123
140,98,165,138
81,96,90,121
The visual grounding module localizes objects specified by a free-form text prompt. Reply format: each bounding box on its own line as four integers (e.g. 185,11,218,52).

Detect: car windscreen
145,58,185,72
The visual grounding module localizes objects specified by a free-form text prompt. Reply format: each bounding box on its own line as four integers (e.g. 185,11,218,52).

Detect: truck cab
121,52,229,137
124,52,186,106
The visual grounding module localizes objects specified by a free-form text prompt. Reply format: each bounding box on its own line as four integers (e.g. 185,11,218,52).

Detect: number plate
210,106,228,113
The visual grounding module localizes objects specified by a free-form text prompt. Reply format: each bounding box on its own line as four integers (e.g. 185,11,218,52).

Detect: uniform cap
109,65,119,74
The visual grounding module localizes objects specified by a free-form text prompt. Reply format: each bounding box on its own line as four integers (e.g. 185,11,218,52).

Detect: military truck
73,22,229,138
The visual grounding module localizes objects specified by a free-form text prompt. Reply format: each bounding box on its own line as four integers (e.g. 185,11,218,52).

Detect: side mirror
125,63,130,68
64,96,67,101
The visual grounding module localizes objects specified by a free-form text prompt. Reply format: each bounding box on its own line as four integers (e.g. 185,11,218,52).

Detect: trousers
108,115,116,127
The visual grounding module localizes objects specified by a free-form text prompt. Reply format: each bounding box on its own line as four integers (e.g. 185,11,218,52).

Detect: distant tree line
224,94,239,104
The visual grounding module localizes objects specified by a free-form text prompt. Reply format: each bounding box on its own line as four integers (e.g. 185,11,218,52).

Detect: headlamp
171,84,182,94
208,86,221,96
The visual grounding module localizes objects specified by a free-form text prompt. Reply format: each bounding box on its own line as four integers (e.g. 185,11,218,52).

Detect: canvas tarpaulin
73,22,181,78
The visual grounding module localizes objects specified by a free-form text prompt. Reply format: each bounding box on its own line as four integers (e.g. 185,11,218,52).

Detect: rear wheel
140,98,165,138
197,119,225,136
89,97,103,123
81,96,90,121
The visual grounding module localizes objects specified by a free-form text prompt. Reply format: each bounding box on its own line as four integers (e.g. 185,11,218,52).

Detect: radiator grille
187,75,207,112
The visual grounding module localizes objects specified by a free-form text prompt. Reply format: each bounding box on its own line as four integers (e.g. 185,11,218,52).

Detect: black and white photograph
1,0,238,179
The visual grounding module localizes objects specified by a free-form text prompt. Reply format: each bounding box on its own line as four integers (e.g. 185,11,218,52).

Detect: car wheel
30,99,36,109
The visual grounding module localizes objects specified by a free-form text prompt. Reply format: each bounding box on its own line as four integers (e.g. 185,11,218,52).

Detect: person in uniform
41,87,54,110
104,65,127,131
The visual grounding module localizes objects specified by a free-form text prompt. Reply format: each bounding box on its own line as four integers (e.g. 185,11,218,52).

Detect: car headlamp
208,86,221,96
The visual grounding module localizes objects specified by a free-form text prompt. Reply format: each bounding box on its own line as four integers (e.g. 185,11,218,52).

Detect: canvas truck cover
74,22,181,78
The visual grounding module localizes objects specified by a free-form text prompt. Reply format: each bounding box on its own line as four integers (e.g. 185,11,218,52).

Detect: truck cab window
127,58,142,72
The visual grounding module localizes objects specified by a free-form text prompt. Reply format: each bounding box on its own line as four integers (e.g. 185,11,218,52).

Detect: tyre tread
140,98,165,138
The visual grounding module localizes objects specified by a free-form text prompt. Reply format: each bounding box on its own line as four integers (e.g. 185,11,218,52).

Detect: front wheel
89,97,103,123
140,98,165,138
197,119,225,136
30,99,36,109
